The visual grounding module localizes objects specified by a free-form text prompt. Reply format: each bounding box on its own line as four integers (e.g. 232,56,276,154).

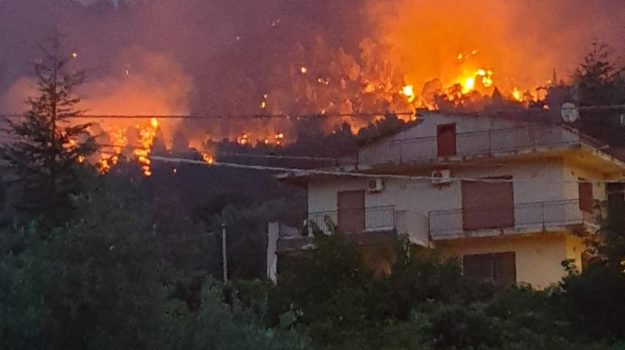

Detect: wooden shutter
437,123,457,157
463,254,492,281
493,252,516,286
462,178,514,231
578,181,593,214
463,252,516,286
337,190,365,234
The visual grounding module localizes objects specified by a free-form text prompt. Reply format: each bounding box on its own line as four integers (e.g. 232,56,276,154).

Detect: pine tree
1,34,97,227
573,42,625,106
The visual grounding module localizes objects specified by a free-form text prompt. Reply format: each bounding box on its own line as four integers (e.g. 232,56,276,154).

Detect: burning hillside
1,0,624,176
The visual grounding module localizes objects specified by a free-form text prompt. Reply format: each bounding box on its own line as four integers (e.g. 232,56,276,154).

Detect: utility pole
221,223,228,284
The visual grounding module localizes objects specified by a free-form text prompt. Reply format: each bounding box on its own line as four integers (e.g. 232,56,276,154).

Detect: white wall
358,112,580,167
308,158,574,245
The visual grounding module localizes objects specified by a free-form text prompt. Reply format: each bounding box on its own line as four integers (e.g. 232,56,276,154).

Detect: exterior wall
562,159,607,204
442,233,583,288
308,159,569,244
358,112,581,167
303,114,619,287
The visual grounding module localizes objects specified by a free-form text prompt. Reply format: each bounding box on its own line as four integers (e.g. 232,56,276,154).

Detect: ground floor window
462,252,516,286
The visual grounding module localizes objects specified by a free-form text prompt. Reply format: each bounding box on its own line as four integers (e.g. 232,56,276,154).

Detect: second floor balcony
428,199,597,240
359,125,583,167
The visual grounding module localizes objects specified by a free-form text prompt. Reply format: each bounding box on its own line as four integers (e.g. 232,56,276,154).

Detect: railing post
541,202,546,230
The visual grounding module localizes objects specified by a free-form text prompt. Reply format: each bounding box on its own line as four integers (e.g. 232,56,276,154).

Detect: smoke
371,0,625,101
0,0,624,146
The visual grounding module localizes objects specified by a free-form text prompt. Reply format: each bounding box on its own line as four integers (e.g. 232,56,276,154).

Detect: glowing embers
96,118,160,177
401,85,416,102
460,68,494,94
202,152,215,165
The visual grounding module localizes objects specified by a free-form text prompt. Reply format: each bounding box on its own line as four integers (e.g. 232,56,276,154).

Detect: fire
202,152,215,165
94,118,161,177
512,88,522,102
237,133,249,145
132,118,160,177
274,132,285,146
401,85,416,102
462,77,475,93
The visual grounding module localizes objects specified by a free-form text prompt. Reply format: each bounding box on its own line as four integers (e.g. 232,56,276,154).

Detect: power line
149,155,625,185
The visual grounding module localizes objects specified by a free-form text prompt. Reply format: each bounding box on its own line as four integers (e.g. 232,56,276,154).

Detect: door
437,123,457,157
462,177,514,231
337,190,365,234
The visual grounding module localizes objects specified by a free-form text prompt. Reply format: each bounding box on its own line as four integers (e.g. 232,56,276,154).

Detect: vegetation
0,34,97,227
2,38,625,349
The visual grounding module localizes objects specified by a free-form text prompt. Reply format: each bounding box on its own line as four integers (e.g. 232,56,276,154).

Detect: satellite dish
560,102,579,123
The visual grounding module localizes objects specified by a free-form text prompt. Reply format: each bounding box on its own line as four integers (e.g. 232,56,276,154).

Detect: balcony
429,200,595,240
359,125,583,166
308,205,405,235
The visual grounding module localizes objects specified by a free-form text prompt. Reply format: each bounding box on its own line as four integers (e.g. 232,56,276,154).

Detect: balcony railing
359,125,582,165
308,206,402,234
429,200,589,239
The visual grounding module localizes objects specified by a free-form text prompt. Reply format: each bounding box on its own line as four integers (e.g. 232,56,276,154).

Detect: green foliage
173,286,310,350
1,34,97,227
559,199,625,340
0,178,311,349
573,42,625,106
266,233,618,350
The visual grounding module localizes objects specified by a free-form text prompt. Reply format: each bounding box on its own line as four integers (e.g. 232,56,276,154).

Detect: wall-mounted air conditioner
367,178,384,193
432,169,452,185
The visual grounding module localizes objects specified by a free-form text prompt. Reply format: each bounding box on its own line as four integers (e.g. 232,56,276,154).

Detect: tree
1,34,97,227
559,198,625,339
573,42,625,106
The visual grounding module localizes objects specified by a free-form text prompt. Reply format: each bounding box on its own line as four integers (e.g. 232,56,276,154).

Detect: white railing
308,206,398,234
359,125,582,165
429,200,587,239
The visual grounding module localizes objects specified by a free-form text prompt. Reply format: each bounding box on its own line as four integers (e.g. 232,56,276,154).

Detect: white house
271,111,625,288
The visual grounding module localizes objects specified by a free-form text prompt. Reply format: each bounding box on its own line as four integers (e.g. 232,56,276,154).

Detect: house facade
272,111,625,288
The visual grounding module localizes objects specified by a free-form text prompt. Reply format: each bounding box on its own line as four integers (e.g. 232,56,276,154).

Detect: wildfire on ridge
400,49,543,109
95,117,163,177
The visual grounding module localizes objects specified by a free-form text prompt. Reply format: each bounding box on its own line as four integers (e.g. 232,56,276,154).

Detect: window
437,123,457,157
578,181,593,214
463,252,516,286
337,190,365,234
607,183,625,207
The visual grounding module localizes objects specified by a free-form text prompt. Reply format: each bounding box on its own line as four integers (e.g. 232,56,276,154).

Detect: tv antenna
560,102,580,123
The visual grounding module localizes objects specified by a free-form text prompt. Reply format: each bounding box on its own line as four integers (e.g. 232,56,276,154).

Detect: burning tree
1,34,97,227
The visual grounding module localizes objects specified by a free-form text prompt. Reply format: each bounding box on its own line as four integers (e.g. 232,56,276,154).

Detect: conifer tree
1,34,97,227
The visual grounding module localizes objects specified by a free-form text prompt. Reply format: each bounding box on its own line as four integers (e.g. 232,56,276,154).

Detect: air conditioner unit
367,178,384,193
432,169,452,185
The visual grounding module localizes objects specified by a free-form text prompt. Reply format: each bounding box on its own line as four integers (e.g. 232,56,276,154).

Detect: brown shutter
493,252,516,286
578,181,593,214
437,123,457,157
464,252,516,286
463,254,493,281
337,190,365,234
462,178,514,231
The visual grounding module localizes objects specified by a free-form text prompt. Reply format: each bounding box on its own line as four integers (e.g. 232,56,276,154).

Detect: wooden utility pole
221,223,228,284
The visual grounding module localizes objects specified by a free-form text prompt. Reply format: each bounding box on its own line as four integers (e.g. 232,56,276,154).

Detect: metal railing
359,125,582,165
308,206,398,234
429,200,587,239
